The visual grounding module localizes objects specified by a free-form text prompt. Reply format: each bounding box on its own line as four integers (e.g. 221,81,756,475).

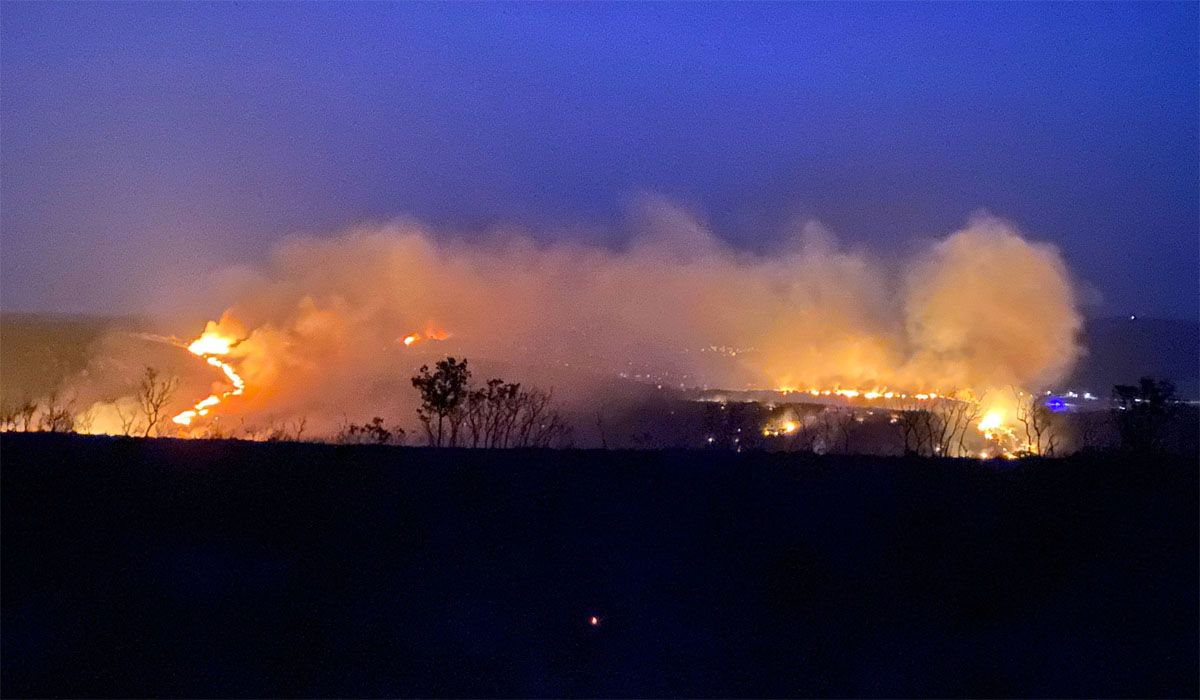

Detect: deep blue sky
2,2,1196,318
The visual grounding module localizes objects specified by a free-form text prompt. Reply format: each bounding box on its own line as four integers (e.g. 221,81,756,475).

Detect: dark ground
2,434,1196,698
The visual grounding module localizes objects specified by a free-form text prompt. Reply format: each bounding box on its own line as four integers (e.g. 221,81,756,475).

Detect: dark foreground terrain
2,434,1196,697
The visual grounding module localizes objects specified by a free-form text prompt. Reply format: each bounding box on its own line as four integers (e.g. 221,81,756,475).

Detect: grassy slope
2,434,1196,697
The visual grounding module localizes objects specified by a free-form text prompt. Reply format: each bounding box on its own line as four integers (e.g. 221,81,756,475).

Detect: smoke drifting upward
70,202,1082,437
902,217,1082,391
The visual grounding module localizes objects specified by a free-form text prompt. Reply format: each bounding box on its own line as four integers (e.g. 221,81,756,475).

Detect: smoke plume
66,202,1083,439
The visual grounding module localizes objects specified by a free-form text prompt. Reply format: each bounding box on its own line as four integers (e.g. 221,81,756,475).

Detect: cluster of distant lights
701,387,1107,412
1042,390,1099,413
691,344,758,358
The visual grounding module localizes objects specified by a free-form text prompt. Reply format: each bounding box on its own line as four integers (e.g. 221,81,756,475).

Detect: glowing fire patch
186,329,235,356
763,419,800,437
975,408,1024,458
977,409,1004,435
768,386,1026,458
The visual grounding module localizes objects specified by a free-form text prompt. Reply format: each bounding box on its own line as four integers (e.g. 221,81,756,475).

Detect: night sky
2,2,1196,319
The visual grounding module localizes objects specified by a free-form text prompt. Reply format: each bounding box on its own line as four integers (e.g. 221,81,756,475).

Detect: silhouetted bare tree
136,367,179,437
897,407,933,456
510,386,572,448
789,421,818,453
0,398,39,432
37,392,75,433
813,408,855,454
463,379,572,448
73,403,98,434
110,398,142,436
930,397,983,457
464,379,519,448
895,398,985,457
1014,390,1059,456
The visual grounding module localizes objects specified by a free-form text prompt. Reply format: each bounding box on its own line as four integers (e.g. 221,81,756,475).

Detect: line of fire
10,317,1180,460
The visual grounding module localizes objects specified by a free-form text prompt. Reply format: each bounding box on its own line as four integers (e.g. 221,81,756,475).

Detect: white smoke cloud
63,202,1083,439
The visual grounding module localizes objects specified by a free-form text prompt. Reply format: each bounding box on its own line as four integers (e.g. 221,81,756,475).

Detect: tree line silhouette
411,357,571,448
1,354,1190,456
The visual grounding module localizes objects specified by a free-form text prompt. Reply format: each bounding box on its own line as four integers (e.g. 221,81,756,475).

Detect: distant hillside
1068,317,1199,399
3,313,1196,409
0,313,144,406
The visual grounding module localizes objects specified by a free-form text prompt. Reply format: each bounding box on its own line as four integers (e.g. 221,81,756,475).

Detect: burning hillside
41,204,1080,446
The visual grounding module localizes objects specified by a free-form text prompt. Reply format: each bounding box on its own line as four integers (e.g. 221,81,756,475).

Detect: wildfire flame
977,409,1005,436
762,419,800,437
186,329,235,356
779,386,941,402
172,327,246,427
164,311,1027,457
771,385,1026,457
976,407,1022,458
399,324,451,348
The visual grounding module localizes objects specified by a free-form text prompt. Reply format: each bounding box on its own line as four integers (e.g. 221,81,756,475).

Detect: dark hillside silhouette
2,434,1195,697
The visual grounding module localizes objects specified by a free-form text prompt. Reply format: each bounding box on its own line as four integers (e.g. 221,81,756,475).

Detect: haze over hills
1,312,1197,409
0,313,144,406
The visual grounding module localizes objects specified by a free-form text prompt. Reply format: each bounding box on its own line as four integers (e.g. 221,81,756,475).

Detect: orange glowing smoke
172,326,246,427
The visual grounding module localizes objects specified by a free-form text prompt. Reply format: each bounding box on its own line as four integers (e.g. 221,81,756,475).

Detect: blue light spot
1045,396,1068,412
